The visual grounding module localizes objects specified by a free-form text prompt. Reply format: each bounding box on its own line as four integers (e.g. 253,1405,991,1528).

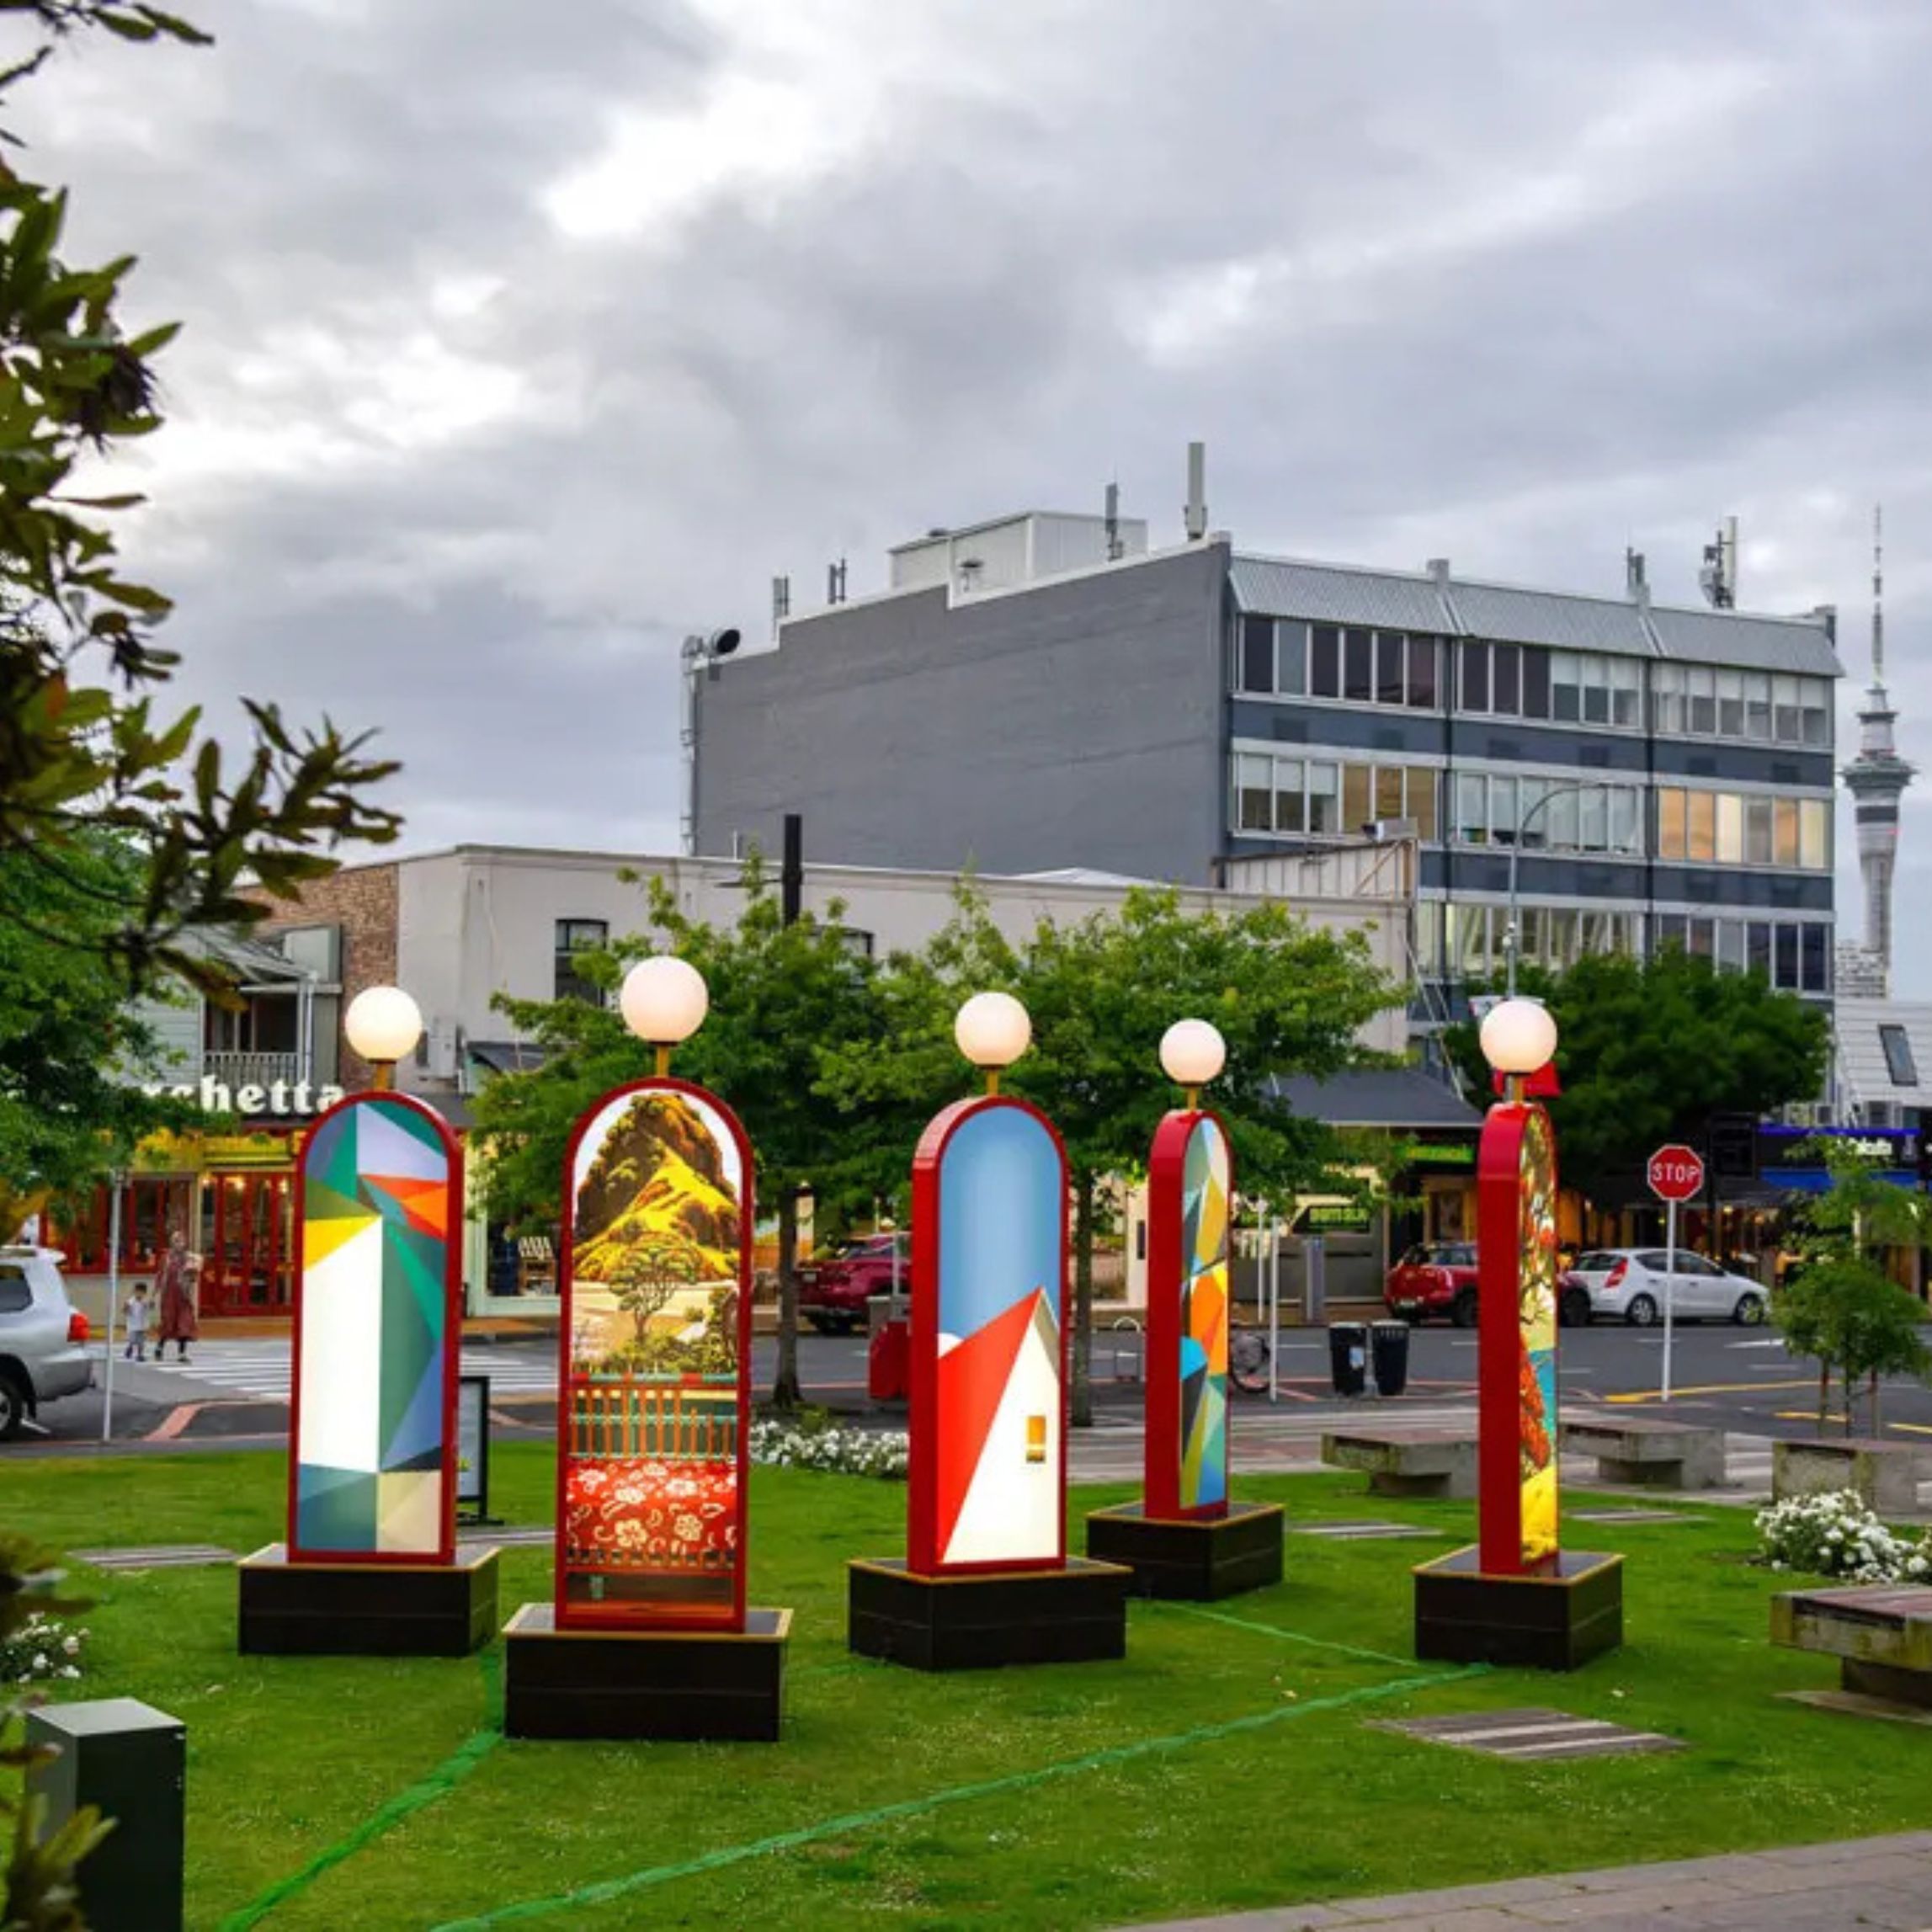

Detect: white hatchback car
0,1246,94,1439
1564,1248,1768,1328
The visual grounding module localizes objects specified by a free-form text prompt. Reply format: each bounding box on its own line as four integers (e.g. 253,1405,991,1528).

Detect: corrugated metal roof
1267,1067,1482,1129
1834,998,1932,1109
1647,603,1843,677
1231,556,1456,634
1445,580,1655,657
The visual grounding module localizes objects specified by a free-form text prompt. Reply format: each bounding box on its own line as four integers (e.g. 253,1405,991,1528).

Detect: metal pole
101,1171,123,1443
1662,1195,1677,1402
1266,1201,1280,1405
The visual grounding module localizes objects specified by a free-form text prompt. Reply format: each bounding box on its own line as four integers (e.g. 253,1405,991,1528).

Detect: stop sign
1647,1144,1705,1202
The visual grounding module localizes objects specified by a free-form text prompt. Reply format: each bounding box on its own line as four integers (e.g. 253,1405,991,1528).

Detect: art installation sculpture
238,987,500,1656
503,956,790,1739
1086,1020,1284,1597
1413,996,1624,1669
849,992,1131,1669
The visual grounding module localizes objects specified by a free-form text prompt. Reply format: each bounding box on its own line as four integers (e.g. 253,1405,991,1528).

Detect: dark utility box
503,1603,791,1742
1413,1546,1625,1671
1084,1499,1285,1600
847,1556,1131,1671
237,1542,500,1656
26,1698,185,1932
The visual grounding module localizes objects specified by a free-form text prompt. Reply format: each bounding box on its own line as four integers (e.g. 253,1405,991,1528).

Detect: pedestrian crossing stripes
114,1340,558,1402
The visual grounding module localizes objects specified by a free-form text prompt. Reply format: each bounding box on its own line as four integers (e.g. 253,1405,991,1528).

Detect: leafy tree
831,886,1398,1425
1443,950,1829,1201
0,2,399,999
1775,1142,1930,1435
471,857,893,1411
0,841,195,1237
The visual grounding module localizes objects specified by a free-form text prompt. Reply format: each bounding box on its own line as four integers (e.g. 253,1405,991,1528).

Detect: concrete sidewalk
1128,1830,1932,1930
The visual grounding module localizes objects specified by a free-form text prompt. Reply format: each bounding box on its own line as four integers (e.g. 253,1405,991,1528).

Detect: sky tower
1841,507,1914,991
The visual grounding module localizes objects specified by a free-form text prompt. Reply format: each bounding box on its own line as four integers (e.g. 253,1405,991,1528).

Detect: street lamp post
1502,780,1615,996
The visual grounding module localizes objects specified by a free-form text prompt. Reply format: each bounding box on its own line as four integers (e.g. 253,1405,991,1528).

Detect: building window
1451,774,1643,854
1344,627,1374,702
554,918,609,1003
1238,615,1275,693
1376,631,1406,706
1407,636,1438,709
1881,1024,1919,1088
1650,664,1832,746
1493,642,1520,715
1461,640,1490,713
1310,625,1340,699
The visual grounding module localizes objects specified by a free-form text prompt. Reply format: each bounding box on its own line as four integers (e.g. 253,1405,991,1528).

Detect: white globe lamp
1159,1019,1226,1107
343,985,423,1091
954,991,1031,1094
1479,997,1558,1088
620,956,710,1073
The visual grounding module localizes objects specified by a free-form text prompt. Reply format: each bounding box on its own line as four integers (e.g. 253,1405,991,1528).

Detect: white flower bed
0,1612,88,1686
1755,1488,1932,1583
749,1419,908,1480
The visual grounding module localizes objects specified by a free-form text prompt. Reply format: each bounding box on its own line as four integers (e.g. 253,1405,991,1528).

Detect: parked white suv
0,1247,93,1439
1563,1248,1768,1328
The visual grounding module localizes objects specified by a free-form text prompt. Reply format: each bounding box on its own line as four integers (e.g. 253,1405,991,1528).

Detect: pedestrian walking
154,1233,200,1364
122,1282,151,1361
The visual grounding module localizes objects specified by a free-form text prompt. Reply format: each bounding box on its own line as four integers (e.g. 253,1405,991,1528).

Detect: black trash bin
1328,1322,1368,1397
1370,1319,1411,1397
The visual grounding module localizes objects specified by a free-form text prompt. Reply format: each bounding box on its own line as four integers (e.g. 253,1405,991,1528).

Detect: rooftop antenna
827,556,848,606
1184,441,1208,542
1699,516,1738,609
770,573,790,639
1625,547,1647,596
1104,481,1124,562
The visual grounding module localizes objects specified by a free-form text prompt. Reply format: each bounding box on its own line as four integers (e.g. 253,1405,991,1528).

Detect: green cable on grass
427,1663,1488,1931
217,1646,507,1932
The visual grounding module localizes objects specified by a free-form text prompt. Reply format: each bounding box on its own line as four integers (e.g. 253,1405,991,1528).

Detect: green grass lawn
12,1445,1932,1932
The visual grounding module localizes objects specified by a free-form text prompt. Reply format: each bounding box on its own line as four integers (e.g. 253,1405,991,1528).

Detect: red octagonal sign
1647,1143,1705,1202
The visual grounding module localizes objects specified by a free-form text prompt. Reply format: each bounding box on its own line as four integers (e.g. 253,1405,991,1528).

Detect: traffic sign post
1647,1145,1706,1402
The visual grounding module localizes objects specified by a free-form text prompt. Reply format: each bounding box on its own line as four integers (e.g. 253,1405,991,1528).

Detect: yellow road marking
1605,1379,1815,1404
1887,1423,1932,1436
1775,1412,1847,1424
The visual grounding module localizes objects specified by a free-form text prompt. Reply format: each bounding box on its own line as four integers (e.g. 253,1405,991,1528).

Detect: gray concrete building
695,508,1843,1011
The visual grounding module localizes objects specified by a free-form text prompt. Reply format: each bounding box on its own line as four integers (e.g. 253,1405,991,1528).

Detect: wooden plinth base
503,1604,791,1741
847,1557,1131,1671
1083,1500,1285,1600
1413,1546,1624,1672
237,1543,500,1657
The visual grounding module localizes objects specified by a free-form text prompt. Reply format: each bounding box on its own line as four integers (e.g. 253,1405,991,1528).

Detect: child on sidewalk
124,1283,151,1361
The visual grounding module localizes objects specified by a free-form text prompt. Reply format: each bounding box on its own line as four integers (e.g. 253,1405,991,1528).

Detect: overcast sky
19,0,1932,987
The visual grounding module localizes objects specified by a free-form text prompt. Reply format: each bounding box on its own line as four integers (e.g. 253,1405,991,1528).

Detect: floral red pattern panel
564,1458,738,1573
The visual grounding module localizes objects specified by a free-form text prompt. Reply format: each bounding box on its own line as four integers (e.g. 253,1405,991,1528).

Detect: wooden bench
1771,1438,1932,1514
1771,1583,1932,1711
1321,1429,1476,1500
1561,1416,1726,1491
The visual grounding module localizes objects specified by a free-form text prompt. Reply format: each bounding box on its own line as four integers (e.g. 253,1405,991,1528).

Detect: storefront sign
1303,1200,1373,1232
1397,1139,1477,1170
141,1076,345,1119
1759,1126,1919,1170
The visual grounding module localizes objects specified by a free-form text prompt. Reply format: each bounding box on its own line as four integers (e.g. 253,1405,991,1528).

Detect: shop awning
1268,1067,1481,1131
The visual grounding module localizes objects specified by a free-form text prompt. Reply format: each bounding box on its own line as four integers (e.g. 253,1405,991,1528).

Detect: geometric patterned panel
1178,1116,1231,1514
291,1094,458,1561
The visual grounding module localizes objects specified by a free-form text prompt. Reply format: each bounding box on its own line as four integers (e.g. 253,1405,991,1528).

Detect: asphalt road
8,1316,1929,1456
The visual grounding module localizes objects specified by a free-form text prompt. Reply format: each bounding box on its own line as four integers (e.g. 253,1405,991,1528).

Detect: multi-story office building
695,511,1842,1011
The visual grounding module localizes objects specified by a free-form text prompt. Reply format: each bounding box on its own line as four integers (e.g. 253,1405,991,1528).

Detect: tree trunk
1871,1366,1882,1436
1071,1168,1095,1429
1817,1358,1829,1437
1844,1365,1855,1440
770,1188,802,1411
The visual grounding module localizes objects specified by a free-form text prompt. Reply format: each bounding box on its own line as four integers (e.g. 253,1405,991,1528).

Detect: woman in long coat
154,1232,200,1364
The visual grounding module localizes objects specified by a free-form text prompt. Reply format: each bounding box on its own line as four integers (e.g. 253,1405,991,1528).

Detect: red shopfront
54,1128,302,1319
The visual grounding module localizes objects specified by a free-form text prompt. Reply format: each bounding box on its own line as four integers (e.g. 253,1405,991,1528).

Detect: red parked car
1384,1243,1481,1327
797,1233,908,1335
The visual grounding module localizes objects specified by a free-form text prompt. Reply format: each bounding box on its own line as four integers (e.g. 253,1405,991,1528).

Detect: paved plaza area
1134,1830,1932,1931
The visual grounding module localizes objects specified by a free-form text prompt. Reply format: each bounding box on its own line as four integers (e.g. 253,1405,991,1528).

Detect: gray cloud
15,0,1932,982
